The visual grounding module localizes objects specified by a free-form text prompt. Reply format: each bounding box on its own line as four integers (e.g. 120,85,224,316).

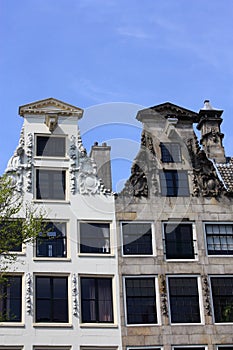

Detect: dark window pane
0,276,22,322
81,277,113,323
164,223,194,259
161,143,181,163
160,170,189,197
36,222,66,258
80,223,110,254
211,277,233,323
36,136,65,157
168,277,200,323
206,224,233,255
125,277,157,324
36,170,66,200
36,276,68,323
122,223,153,255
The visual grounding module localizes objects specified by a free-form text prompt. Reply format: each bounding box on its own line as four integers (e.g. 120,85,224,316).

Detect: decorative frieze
25,272,32,315
72,273,79,316
202,275,212,316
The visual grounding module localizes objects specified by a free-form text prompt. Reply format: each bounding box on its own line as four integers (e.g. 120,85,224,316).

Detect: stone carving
202,275,212,316
5,128,25,192
69,135,78,194
25,273,32,315
159,274,168,317
119,130,158,198
25,133,33,192
186,136,225,197
72,274,79,316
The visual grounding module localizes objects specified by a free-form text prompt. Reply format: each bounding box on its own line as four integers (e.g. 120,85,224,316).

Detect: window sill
126,323,159,327
33,323,72,327
33,257,71,262
78,253,115,258
0,322,25,327
34,156,70,161
170,322,204,326
165,258,198,262
33,200,70,204
122,254,155,258
80,323,118,328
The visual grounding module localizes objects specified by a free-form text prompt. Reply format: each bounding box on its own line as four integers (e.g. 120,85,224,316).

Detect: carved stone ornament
186,136,225,197
159,274,168,317
72,273,79,316
202,275,212,316
119,130,158,198
25,273,32,315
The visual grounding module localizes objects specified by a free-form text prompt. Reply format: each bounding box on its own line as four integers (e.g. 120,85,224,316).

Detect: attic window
160,143,181,163
36,136,66,157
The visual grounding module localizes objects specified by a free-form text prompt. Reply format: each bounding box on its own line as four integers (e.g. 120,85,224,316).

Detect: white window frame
34,167,68,202
167,275,204,325
33,348,71,350
120,221,155,257
35,134,67,159
33,273,71,327
209,275,233,324
162,221,198,261
0,273,25,327
123,275,160,326
79,274,117,327
172,347,208,350
127,347,163,350
78,221,113,256
204,222,233,257
33,220,70,261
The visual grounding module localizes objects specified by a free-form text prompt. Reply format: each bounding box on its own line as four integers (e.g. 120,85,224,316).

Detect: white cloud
116,26,150,39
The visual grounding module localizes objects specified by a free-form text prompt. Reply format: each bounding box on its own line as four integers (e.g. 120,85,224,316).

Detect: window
36,136,66,157
36,222,67,258
168,277,201,323
211,277,233,323
173,348,206,350
80,222,110,254
35,276,68,323
80,277,113,323
0,276,22,322
205,223,233,255
164,223,195,259
217,347,233,350
36,169,66,200
160,170,189,197
160,143,181,163
122,222,153,255
0,220,23,252
124,277,157,325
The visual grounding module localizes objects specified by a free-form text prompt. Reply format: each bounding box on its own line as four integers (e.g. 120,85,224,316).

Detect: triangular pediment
137,102,199,123
19,97,83,118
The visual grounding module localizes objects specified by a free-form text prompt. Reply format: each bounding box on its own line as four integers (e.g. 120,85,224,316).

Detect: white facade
1,98,122,350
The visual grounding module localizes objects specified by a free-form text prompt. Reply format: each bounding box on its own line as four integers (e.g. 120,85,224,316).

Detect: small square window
211,277,233,323
36,169,66,200
160,143,181,163
36,222,67,258
168,277,201,323
124,277,157,325
122,222,153,255
80,277,113,323
164,223,195,259
205,223,233,255
35,276,68,323
79,222,110,254
36,136,66,157
0,276,22,322
160,170,189,197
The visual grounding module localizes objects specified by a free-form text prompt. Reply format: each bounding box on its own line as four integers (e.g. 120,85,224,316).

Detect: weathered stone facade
116,101,233,350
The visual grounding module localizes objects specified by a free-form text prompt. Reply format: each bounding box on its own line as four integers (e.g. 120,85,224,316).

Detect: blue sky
1,0,233,191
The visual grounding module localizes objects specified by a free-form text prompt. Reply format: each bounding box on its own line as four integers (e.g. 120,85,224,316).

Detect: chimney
90,142,112,191
197,100,226,163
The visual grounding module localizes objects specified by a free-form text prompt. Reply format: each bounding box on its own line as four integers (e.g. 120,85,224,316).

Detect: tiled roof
216,158,233,193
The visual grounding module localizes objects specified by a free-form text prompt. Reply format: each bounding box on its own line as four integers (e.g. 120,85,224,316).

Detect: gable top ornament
19,97,83,118
137,102,199,123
